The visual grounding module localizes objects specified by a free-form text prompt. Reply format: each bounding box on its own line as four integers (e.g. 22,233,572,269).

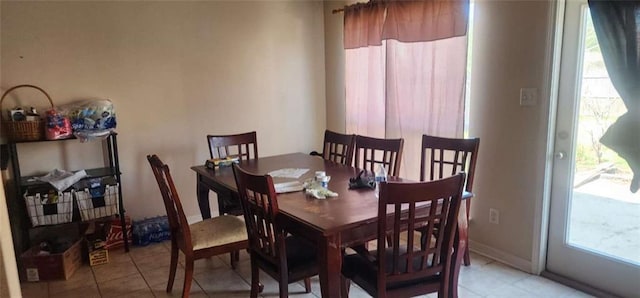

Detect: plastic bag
133,216,171,246
348,170,376,190
44,108,73,140
68,99,116,130
58,99,116,142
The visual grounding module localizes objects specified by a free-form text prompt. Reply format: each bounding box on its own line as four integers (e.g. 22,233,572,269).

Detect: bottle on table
374,164,387,198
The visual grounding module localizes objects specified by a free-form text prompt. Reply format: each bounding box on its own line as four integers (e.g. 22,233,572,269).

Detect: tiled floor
20,241,594,298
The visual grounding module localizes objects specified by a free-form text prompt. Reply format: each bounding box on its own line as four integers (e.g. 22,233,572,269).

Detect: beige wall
468,0,553,269
323,1,349,133
323,0,554,271
1,1,326,219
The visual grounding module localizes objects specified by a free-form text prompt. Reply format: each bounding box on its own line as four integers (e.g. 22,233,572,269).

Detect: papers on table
37,169,88,191
274,181,304,194
268,168,309,179
269,169,340,198
273,180,338,199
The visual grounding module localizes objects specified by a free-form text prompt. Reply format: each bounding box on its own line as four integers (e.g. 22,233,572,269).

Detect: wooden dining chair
340,173,466,298
207,131,258,161
232,164,318,298
353,135,404,177
310,129,356,165
147,154,249,298
351,135,405,249
419,134,480,266
207,131,258,216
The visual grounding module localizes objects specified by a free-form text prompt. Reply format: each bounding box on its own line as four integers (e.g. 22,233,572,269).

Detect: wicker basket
0,84,54,142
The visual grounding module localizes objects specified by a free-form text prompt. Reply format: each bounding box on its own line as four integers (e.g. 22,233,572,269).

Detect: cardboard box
21,239,82,282
29,222,80,246
84,221,109,266
87,239,109,266
82,215,132,250
104,215,132,250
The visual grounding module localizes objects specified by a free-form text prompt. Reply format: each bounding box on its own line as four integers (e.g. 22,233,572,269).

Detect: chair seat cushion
190,215,248,250
342,247,440,293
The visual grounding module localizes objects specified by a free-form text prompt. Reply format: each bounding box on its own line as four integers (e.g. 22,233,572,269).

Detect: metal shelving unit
5,132,128,261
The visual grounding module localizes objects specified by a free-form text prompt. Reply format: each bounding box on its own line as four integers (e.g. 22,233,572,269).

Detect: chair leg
279,280,288,298
464,245,471,266
230,250,239,269
304,277,311,293
438,281,450,298
246,250,264,294
249,256,261,298
340,275,350,297
182,258,194,298
464,199,472,266
279,272,288,298
166,241,179,293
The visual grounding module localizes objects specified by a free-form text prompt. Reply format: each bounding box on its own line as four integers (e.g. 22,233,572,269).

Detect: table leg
450,204,468,297
318,233,342,298
196,175,212,219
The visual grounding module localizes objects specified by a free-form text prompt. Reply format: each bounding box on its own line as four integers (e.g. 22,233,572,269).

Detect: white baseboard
469,240,534,273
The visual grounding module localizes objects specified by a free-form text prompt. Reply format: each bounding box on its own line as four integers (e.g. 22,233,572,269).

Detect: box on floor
20,238,82,282
21,222,82,282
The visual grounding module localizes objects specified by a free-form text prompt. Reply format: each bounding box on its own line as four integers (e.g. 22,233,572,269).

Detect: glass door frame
542,0,640,296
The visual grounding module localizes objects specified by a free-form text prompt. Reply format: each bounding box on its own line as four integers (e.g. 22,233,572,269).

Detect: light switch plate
520,88,538,106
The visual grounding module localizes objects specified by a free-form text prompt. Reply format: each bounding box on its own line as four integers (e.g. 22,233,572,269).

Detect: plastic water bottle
374,164,388,198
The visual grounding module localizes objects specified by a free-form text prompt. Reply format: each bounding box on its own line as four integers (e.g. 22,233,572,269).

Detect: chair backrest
147,154,192,251
420,135,480,192
322,130,356,165
207,131,258,161
232,164,286,268
377,173,465,295
354,135,404,177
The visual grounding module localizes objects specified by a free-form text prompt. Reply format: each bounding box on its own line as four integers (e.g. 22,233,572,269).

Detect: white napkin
305,187,338,200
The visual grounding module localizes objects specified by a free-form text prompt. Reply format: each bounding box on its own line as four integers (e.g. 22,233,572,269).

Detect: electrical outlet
489,208,500,224
520,88,537,106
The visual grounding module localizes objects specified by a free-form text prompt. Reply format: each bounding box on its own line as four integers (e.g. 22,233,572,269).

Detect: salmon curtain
344,0,469,180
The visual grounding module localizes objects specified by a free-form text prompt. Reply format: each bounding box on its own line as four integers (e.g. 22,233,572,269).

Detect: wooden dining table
191,152,469,297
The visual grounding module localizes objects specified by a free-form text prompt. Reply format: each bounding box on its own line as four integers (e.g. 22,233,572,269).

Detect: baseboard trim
541,270,620,298
469,240,533,273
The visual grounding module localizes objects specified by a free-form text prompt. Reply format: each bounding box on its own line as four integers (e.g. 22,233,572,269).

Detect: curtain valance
344,0,469,49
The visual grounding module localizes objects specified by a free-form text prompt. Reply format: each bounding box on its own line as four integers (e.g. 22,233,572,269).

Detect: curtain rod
332,8,345,14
